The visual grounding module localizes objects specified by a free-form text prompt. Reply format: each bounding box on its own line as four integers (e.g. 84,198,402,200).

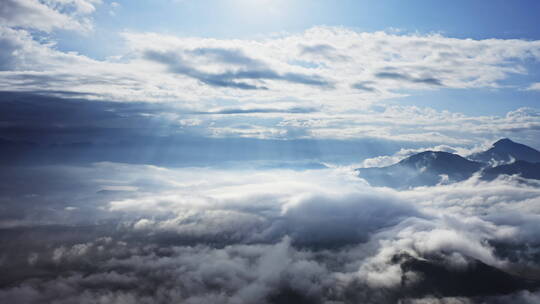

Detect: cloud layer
1,91,540,154
3,26,540,104
1,163,540,303
2,23,540,145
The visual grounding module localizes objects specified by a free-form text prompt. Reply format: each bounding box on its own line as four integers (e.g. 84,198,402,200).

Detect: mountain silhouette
398,254,540,298
469,138,540,164
482,160,540,181
357,151,484,189
358,139,540,188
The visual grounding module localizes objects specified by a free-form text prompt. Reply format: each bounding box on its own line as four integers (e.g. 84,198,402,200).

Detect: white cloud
108,1,119,16
0,26,540,144
1,26,540,105
0,0,100,32
1,162,540,302
526,82,540,91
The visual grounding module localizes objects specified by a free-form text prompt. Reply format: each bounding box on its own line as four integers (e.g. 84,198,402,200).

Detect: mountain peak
358,151,483,188
400,151,464,165
469,138,540,164
493,138,515,147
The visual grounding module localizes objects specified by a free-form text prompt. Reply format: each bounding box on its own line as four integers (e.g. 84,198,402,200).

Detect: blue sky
1,0,540,152
51,0,540,117
92,0,540,39
53,0,540,119
58,0,540,58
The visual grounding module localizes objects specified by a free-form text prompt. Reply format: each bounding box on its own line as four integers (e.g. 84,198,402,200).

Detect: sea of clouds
1,163,540,303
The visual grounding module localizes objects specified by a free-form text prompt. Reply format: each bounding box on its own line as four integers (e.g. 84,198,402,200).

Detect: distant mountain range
357,138,540,188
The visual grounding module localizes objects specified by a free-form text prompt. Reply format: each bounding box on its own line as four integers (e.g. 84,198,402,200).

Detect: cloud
1,27,540,146
375,71,443,86
300,43,336,55
2,91,540,151
144,49,333,90
300,43,350,61
0,26,538,112
351,81,377,92
0,0,100,32
193,106,318,115
108,1,120,16
0,26,95,71
1,162,540,302
2,4,540,302
1,26,538,107
525,82,540,91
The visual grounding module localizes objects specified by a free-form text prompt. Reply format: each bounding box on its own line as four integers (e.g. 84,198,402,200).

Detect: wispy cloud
1,91,540,147
1,26,540,107
145,48,333,90
526,82,540,91
0,0,101,32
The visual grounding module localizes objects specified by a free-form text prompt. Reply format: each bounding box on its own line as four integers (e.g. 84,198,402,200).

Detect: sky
1,0,540,155
4,2,540,303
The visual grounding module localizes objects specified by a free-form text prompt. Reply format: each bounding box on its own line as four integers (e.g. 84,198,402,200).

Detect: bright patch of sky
57,0,540,56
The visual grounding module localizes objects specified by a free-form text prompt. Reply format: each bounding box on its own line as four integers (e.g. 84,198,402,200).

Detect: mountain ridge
469,138,540,164
358,138,540,188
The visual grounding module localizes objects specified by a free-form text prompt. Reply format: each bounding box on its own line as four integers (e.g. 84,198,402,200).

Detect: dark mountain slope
358,151,484,188
482,160,540,181
469,138,540,164
399,254,540,298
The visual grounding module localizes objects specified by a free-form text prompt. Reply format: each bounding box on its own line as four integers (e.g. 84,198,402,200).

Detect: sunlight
231,0,289,19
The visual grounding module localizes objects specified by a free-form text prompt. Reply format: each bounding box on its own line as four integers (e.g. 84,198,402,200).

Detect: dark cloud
0,91,409,166
352,81,377,92
187,47,264,67
301,44,337,54
300,44,350,61
193,106,318,115
375,71,443,86
144,49,333,90
3,72,143,91
0,30,21,71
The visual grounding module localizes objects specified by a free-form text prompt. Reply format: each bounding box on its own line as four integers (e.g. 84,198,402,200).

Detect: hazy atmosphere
1,1,540,303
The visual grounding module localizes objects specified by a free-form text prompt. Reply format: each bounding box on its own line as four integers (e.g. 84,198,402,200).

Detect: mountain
469,138,540,164
398,254,540,298
357,151,484,189
482,160,540,181
358,139,540,188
